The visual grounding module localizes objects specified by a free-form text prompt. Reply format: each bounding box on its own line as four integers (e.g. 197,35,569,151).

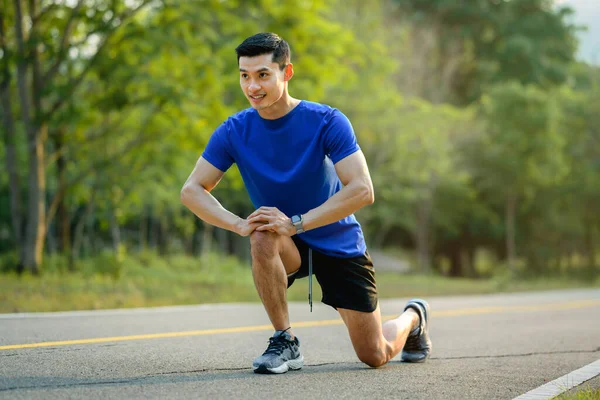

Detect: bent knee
357,349,388,368
250,231,280,260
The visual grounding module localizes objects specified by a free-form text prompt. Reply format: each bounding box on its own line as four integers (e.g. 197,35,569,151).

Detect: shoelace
263,336,292,356
404,330,421,350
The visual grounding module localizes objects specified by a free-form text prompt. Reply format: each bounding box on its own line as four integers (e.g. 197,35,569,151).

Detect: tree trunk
87,199,97,256
234,234,251,264
505,191,517,272
0,8,23,257
461,230,477,278
184,219,195,255
23,124,47,273
30,0,48,267
217,226,228,254
201,221,213,257
448,243,462,277
109,209,121,254
596,224,600,275
71,195,95,270
465,244,476,278
584,216,596,271
158,215,168,256
139,204,148,251
154,212,169,256
45,222,57,254
13,0,46,274
53,128,72,255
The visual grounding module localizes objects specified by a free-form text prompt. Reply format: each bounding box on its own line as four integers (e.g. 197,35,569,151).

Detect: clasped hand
237,206,295,237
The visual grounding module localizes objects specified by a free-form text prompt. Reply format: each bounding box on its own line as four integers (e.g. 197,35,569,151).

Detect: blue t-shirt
202,100,366,258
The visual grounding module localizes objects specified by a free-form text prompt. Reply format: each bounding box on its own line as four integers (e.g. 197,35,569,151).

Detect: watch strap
291,214,305,234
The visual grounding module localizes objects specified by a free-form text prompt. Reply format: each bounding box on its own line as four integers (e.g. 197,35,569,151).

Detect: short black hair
235,32,290,70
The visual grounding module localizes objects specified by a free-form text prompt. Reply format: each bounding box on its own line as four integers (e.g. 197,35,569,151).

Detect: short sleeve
323,109,360,164
202,120,235,172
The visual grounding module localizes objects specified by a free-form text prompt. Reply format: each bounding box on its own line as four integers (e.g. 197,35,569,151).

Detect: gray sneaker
253,330,304,374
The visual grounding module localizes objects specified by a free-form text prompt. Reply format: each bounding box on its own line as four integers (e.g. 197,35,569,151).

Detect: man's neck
258,94,301,120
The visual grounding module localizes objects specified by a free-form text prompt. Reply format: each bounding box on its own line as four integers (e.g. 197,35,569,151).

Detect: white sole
253,355,304,374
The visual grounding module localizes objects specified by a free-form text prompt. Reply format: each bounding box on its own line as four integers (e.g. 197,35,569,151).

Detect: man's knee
250,231,280,262
356,348,388,368
353,341,389,368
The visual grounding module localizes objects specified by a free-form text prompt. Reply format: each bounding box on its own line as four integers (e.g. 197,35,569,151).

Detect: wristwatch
290,214,305,234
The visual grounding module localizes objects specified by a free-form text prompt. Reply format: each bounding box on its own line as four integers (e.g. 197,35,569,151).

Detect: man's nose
249,80,261,91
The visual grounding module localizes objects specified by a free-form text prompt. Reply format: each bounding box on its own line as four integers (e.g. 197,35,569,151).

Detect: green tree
472,82,568,271
1,0,371,272
394,0,578,104
1,0,156,273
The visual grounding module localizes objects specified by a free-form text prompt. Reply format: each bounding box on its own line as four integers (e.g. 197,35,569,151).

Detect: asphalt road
1,289,599,399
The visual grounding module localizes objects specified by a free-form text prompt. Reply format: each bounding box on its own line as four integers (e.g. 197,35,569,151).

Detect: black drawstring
308,248,313,312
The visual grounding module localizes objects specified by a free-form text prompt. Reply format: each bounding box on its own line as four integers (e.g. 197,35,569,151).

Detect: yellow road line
429,299,600,317
1,300,599,351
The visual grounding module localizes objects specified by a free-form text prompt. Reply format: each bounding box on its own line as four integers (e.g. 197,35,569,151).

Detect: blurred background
1,0,598,312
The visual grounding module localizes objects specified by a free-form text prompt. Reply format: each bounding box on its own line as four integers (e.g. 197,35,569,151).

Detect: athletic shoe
252,329,304,374
401,298,432,363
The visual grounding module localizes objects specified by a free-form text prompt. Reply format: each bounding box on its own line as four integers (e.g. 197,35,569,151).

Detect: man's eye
260,73,268,78
241,74,248,79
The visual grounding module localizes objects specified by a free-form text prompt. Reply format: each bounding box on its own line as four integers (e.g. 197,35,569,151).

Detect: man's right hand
235,218,264,237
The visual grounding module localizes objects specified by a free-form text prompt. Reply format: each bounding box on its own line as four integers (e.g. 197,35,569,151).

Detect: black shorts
288,236,378,313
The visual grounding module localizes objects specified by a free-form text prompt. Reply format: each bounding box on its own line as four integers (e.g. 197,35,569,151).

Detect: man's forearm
180,184,241,234
302,180,374,232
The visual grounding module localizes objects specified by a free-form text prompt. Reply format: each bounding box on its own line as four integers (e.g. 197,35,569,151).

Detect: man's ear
284,63,294,81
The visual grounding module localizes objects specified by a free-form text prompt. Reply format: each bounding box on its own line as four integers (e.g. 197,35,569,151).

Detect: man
180,32,431,374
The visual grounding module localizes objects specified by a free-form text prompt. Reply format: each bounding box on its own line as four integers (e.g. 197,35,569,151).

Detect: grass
0,250,598,313
556,388,600,400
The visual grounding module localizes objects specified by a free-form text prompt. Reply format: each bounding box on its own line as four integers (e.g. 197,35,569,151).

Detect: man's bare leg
338,305,420,367
249,231,301,336
250,231,304,374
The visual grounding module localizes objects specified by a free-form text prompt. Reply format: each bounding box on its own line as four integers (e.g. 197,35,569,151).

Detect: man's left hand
247,206,296,236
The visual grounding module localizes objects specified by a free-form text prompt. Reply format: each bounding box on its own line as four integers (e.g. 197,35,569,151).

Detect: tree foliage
1,0,596,281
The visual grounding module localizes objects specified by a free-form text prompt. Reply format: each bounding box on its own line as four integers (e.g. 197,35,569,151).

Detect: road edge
513,359,600,400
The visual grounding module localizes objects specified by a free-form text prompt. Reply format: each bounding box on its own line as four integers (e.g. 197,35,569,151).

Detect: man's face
239,53,291,111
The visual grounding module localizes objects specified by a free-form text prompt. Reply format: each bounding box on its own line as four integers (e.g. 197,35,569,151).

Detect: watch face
292,215,301,223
